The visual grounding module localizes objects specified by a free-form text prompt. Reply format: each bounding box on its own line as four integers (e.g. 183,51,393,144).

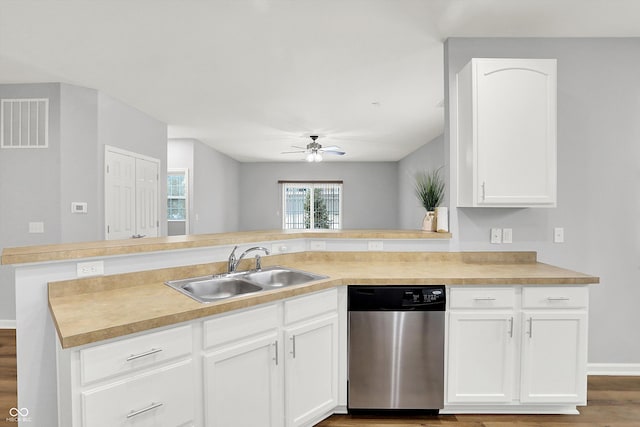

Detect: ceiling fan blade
281,150,306,154
319,146,346,155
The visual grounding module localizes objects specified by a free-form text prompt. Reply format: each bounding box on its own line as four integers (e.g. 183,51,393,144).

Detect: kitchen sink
243,267,328,288
165,266,327,303
166,276,263,303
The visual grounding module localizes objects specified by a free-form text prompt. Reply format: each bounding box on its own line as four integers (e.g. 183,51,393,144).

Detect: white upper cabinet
457,58,557,207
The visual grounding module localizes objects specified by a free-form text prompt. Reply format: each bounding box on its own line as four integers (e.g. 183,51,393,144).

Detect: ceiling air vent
1,98,49,148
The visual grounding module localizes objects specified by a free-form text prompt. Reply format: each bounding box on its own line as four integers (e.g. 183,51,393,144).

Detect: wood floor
0,329,638,426
0,329,17,427
317,376,640,427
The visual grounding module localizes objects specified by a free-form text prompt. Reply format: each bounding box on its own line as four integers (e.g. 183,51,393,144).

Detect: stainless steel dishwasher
348,285,446,412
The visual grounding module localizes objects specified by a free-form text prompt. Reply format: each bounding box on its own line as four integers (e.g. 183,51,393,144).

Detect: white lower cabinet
58,288,342,427
203,332,281,427
202,288,340,427
446,285,588,413
447,312,515,403
520,312,588,404
284,313,339,427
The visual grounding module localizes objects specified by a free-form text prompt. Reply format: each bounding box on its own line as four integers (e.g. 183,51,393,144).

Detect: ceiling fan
282,135,346,162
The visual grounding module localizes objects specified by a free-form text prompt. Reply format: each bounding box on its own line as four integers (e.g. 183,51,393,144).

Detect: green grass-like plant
414,167,445,211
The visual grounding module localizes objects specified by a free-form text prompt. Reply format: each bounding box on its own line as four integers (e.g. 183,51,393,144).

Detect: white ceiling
1,0,639,162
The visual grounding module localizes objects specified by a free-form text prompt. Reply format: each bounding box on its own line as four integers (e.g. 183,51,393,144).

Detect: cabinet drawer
449,287,516,309
522,286,588,309
82,360,194,427
204,304,278,349
80,325,192,385
284,288,338,325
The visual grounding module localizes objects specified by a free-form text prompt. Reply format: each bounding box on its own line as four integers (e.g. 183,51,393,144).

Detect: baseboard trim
588,363,640,376
0,319,16,329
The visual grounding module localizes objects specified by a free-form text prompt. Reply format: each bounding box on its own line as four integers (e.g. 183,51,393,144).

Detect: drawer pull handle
126,402,163,419
474,297,496,301
547,297,570,301
126,348,163,362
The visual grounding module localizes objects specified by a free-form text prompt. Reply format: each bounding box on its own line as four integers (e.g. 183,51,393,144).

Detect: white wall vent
1,98,49,148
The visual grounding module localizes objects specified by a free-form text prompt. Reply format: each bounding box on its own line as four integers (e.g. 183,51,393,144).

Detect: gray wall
60,84,101,242
398,134,445,229
168,138,241,234
238,162,399,230
0,83,61,323
0,84,168,323
444,38,640,364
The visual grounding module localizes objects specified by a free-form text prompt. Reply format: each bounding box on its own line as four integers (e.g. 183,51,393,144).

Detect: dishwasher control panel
349,285,446,311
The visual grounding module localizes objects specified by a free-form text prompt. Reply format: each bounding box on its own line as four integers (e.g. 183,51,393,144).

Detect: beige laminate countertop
48,251,599,349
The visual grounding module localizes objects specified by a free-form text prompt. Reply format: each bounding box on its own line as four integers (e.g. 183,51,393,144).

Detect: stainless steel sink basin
244,267,328,288
166,266,327,303
166,276,263,303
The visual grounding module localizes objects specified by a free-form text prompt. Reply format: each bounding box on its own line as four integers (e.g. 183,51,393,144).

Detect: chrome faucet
227,246,270,273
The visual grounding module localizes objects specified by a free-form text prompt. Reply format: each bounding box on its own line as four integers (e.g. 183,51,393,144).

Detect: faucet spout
227,246,270,273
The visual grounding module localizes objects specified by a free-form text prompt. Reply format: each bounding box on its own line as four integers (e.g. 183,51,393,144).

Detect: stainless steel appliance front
348,286,445,411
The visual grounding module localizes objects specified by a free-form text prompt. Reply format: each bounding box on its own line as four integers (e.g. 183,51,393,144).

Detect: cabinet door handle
273,340,279,365
527,317,533,338
474,297,496,301
547,296,570,301
508,317,514,338
126,348,162,362
126,402,163,419
481,181,486,200
290,335,296,359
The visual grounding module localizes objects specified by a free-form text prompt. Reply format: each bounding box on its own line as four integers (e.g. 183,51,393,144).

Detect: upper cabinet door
457,58,557,207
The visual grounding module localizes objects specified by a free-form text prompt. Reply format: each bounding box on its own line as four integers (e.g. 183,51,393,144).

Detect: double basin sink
165,266,328,303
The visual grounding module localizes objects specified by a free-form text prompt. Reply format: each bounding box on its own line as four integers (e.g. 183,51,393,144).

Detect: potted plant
414,167,445,231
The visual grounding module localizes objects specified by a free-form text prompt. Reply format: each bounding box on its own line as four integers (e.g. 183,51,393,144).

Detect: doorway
104,146,160,240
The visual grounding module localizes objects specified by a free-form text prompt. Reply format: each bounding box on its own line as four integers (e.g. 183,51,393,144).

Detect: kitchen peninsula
2,230,598,427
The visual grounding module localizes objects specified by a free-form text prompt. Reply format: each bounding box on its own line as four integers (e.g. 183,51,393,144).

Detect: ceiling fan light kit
306,152,323,162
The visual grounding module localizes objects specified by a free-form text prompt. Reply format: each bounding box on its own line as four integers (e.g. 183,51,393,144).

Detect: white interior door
105,146,160,240
105,150,136,240
136,158,159,238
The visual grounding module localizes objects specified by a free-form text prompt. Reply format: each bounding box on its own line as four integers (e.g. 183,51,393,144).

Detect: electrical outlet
310,240,326,251
77,261,104,278
502,228,513,244
490,228,502,244
368,241,384,251
554,227,564,243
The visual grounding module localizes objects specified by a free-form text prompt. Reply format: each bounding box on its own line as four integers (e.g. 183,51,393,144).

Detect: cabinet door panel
447,312,516,403
204,332,280,427
520,312,587,404
285,313,338,427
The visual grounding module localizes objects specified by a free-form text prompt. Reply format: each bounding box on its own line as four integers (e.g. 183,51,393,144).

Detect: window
281,181,342,230
167,169,188,221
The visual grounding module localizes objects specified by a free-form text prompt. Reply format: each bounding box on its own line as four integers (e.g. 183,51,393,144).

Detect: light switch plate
71,202,88,213
502,228,513,244
28,222,44,233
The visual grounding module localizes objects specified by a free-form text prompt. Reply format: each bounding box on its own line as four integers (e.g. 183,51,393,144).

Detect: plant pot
422,211,436,232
